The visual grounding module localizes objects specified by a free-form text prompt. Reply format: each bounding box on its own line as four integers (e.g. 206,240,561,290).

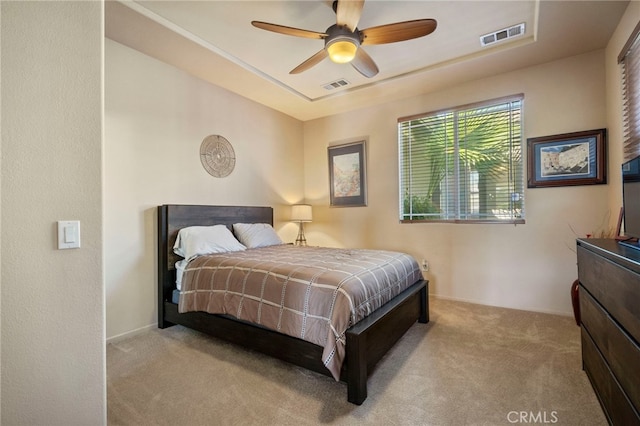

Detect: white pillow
233,223,283,249
175,259,188,290
173,225,246,261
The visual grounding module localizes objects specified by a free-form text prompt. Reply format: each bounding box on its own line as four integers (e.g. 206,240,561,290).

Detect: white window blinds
620,22,640,161
398,95,524,223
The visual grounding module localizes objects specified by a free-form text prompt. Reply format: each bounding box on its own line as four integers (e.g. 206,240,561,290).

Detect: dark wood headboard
157,205,273,323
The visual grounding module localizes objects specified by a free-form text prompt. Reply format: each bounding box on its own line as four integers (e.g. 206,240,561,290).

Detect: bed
157,204,429,405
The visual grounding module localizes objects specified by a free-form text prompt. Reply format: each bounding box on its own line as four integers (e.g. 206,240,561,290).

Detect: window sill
400,219,525,225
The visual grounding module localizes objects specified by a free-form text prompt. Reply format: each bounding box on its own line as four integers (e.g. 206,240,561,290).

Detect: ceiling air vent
480,23,525,47
323,79,350,91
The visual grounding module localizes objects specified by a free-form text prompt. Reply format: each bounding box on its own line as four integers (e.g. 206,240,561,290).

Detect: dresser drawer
578,245,640,342
582,328,640,425
580,286,640,414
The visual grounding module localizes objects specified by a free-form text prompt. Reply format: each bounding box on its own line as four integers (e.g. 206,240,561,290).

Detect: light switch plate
58,220,80,249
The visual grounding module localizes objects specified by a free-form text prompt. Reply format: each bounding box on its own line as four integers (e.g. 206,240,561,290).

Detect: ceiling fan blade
251,21,327,39
335,0,365,32
290,49,329,74
361,19,437,45
350,47,378,78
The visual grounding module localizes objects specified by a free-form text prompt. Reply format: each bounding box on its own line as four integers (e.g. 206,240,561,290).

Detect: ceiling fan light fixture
327,39,358,63
252,3,436,78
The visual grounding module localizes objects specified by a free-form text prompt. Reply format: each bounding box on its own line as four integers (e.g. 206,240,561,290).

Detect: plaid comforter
179,244,423,380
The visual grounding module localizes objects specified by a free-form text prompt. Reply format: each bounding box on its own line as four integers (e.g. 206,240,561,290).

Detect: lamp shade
291,204,312,222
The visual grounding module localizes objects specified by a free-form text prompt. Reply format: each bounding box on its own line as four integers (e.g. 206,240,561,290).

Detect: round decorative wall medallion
200,135,236,178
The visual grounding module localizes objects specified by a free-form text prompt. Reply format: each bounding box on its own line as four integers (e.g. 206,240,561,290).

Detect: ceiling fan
251,0,437,78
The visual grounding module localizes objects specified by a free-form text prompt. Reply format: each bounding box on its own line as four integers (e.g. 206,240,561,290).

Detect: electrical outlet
421,259,429,271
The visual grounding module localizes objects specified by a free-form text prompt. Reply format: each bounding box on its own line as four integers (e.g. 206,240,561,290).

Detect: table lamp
291,204,312,246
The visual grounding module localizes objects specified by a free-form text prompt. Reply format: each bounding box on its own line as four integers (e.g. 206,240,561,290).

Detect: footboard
346,279,428,404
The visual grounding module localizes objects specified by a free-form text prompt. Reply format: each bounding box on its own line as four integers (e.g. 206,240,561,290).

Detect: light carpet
107,297,606,425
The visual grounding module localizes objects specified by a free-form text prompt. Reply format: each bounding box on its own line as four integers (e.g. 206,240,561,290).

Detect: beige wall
304,50,610,315
105,40,305,339
1,2,105,424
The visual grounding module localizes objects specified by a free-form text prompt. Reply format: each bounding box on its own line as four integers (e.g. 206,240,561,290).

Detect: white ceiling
105,0,630,121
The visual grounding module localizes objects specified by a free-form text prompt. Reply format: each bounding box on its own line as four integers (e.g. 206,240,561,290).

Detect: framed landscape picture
328,140,367,207
527,128,607,188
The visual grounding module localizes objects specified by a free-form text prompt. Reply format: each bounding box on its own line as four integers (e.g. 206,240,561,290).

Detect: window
620,22,640,161
398,95,524,223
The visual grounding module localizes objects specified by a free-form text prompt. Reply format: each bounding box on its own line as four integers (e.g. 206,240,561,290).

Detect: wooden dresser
576,238,640,425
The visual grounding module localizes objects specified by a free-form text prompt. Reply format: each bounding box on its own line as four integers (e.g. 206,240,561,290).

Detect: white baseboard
430,293,573,317
106,323,156,344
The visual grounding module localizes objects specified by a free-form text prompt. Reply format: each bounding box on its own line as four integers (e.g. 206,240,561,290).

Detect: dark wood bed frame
157,204,429,405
